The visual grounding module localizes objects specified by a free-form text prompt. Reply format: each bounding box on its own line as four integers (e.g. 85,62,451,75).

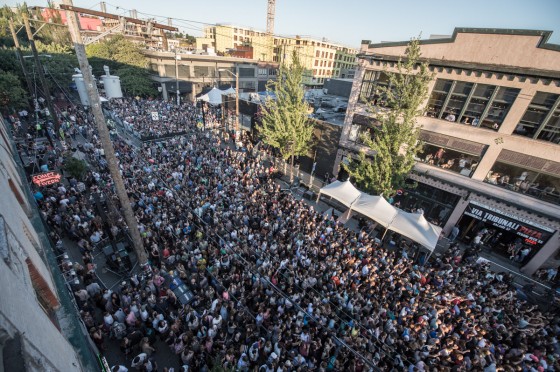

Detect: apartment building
196,24,357,86
336,28,560,274
0,117,89,371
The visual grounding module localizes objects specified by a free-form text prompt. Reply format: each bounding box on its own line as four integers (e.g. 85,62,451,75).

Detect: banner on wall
464,203,554,248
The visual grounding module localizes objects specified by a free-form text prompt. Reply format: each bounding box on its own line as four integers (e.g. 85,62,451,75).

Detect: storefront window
514,92,559,139
480,87,520,131
458,202,555,266
484,161,560,205
416,143,480,177
426,79,452,118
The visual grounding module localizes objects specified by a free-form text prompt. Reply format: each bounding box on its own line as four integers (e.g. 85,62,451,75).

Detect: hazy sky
9,0,560,47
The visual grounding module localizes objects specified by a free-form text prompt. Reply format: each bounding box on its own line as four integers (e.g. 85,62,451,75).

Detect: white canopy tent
389,211,443,252
197,87,224,105
222,87,236,95
317,180,361,207
348,193,398,228
318,180,442,251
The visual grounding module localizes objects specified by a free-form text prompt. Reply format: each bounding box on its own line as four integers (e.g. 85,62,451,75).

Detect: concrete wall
0,122,83,371
367,31,560,72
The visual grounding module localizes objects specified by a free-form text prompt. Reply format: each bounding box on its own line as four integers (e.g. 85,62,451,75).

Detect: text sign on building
32,172,62,187
464,204,554,247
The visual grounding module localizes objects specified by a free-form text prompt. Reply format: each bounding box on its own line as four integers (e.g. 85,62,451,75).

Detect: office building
336,28,560,274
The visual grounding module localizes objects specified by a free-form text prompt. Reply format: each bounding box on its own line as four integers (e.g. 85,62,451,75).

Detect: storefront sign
464,203,554,247
32,172,62,187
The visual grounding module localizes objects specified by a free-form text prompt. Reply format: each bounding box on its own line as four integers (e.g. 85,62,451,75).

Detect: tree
86,35,156,96
258,50,315,182
63,156,88,180
0,70,27,110
344,38,433,197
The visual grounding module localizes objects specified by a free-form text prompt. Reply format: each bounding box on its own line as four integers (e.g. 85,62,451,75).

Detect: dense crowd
109,98,198,139
15,99,560,372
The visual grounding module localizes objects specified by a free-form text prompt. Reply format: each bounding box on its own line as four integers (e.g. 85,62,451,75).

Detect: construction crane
266,0,275,35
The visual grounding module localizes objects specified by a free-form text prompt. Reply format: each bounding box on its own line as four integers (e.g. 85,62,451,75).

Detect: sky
7,0,560,47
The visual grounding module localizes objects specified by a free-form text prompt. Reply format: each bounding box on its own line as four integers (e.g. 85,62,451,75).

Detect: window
329,52,333,59
485,161,560,205
321,51,325,58
328,61,332,67
460,84,495,125
416,143,480,177
238,67,255,77
538,106,560,144
314,60,318,66
426,79,453,117
480,87,519,130
258,68,268,76
441,82,474,121
515,92,560,142
234,35,237,41
316,50,320,57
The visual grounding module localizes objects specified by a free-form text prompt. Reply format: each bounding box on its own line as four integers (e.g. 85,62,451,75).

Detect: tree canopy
0,69,27,110
86,35,156,96
258,51,315,180
344,38,433,197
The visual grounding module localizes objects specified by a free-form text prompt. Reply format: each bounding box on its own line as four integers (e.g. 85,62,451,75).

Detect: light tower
266,0,276,35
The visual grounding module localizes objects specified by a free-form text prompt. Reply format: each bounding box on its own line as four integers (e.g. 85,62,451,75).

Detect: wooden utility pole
62,0,148,264
9,19,35,102
23,14,60,134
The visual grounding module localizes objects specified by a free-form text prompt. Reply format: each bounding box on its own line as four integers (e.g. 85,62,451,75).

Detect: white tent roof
349,193,398,228
318,180,361,207
197,87,224,105
389,211,443,251
222,87,236,95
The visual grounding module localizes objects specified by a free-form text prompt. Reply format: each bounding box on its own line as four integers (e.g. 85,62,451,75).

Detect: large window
441,81,474,122
425,79,519,130
416,143,480,177
515,92,560,144
460,84,495,125
360,71,390,104
485,161,560,205
480,87,520,130
426,79,453,118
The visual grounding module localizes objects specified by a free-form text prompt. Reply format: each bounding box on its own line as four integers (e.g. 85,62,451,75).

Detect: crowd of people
109,98,199,139
13,98,560,372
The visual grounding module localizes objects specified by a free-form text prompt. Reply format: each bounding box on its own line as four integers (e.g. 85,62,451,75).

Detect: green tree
344,38,433,196
258,50,315,182
63,156,88,180
86,35,156,96
0,69,27,110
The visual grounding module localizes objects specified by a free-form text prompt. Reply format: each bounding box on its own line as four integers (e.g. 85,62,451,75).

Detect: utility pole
62,0,148,264
9,19,34,103
175,49,180,105
23,14,60,134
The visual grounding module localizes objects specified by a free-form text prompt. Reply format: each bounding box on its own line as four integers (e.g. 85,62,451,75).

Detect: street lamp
218,68,239,140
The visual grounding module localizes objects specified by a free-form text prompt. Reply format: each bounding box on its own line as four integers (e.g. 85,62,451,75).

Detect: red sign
32,172,62,187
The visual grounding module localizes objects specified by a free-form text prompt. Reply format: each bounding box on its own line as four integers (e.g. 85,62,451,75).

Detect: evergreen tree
258,51,314,181
344,38,433,196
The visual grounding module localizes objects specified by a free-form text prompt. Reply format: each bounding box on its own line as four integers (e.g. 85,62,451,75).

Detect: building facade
0,118,89,371
196,24,358,86
144,50,279,100
335,28,560,274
